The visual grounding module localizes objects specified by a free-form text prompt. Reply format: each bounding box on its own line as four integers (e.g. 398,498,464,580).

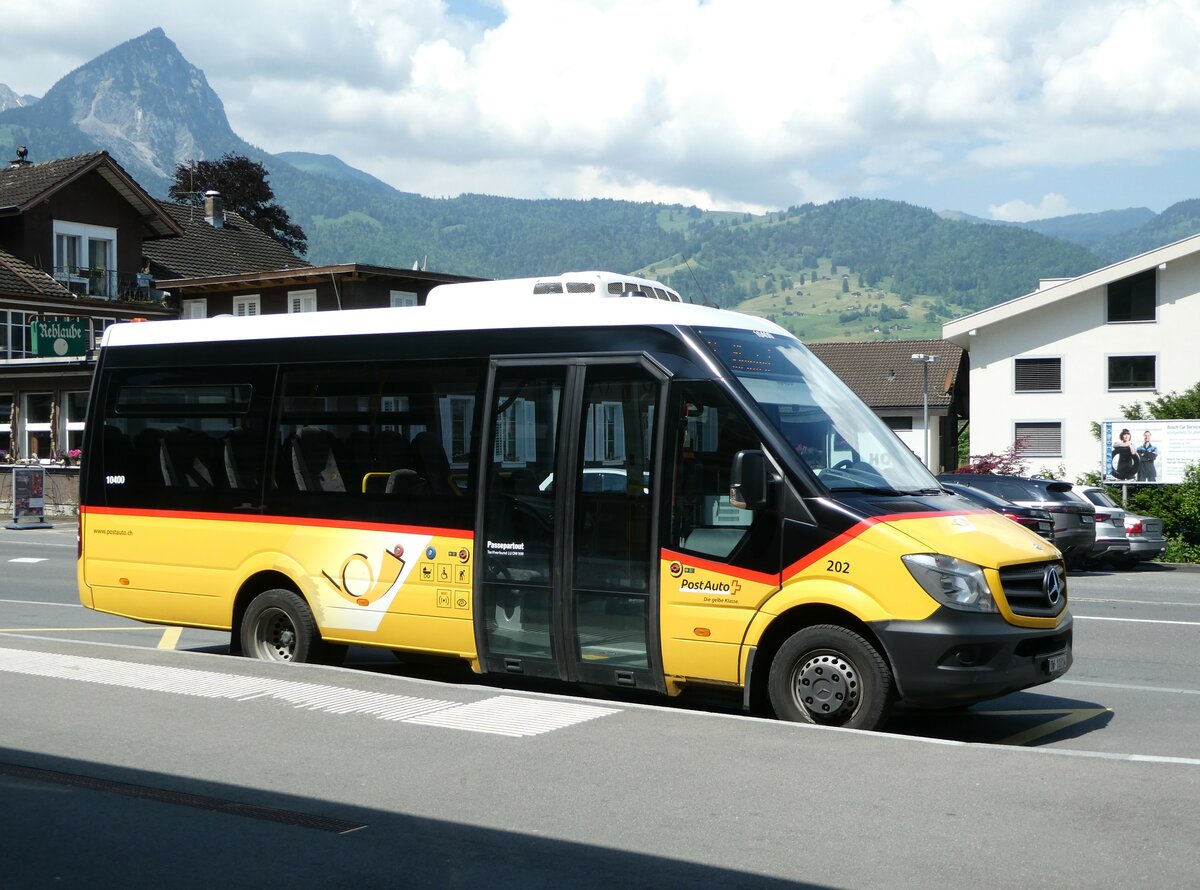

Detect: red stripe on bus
782,509,984,580
660,549,779,587
79,505,472,539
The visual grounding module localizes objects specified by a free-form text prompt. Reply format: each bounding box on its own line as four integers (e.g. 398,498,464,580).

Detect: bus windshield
700,328,941,494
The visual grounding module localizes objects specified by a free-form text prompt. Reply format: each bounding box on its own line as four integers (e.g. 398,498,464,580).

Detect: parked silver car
1068,490,1130,565
1076,486,1167,567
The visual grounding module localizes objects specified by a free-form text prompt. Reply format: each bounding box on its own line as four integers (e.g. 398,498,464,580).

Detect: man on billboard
1137,430,1158,482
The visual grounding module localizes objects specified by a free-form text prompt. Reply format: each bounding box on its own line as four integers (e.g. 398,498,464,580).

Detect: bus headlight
902,554,997,613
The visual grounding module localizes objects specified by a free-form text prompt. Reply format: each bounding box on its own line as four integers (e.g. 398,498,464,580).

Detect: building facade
0,150,180,461
943,233,1200,481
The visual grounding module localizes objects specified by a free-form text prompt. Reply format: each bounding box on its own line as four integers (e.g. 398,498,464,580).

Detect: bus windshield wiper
826,485,907,496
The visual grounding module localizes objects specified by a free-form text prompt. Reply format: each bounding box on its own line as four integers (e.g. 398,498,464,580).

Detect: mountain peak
0,83,38,112
12,28,242,190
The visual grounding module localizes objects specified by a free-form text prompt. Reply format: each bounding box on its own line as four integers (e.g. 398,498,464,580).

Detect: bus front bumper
875,610,1073,708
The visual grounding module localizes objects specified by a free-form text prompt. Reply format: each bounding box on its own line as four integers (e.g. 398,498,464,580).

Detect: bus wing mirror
729,449,776,511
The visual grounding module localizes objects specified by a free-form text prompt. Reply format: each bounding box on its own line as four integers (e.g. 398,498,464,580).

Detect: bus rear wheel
241,589,343,665
767,625,893,731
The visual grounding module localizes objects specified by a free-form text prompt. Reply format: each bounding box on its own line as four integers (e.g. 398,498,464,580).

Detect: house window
0,394,11,457
1108,356,1156,391
53,221,117,298
0,310,33,359
390,290,418,308
181,299,207,320
90,317,116,350
24,392,53,460
65,391,88,453
1107,269,1156,323
288,289,317,313
232,295,260,317
881,416,913,431
1014,422,1062,457
1015,357,1062,392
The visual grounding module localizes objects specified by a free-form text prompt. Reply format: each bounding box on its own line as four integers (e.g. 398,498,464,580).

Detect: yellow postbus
78,271,1071,730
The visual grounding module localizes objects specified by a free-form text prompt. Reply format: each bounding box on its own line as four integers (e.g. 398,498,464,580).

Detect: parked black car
937,474,1096,566
941,482,1056,543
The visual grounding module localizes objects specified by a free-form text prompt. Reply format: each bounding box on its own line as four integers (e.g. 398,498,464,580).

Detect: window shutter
1015,358,1061,392
1015,422,1062,457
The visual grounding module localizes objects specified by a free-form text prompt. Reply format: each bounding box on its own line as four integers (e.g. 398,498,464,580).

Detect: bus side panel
84,510,230,627
82,508,477,656
658,551,780,684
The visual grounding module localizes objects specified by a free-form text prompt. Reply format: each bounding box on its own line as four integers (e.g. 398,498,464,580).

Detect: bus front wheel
241,589,344,665
767,625,893,731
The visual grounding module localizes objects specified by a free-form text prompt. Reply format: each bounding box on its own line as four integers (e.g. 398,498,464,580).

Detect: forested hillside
646,199,1102,313
1096,199,1200,262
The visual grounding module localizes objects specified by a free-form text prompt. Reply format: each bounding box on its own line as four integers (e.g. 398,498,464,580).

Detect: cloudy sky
3,0,1199,220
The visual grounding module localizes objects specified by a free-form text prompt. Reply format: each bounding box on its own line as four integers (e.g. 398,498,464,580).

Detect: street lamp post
911,353,938,469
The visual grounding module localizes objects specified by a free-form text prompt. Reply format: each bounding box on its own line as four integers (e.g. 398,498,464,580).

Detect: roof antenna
683,257,712,307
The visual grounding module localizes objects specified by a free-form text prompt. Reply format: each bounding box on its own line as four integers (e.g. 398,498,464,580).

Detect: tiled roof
807,338,964,410
0,151,181,237
145,202,311,279
0,152,105,209
0,248,75,299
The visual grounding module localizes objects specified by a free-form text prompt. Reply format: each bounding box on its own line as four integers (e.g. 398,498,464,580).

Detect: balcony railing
52,266,158,302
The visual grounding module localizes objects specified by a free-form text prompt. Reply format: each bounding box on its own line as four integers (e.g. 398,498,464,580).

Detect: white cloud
3,0,1200,214
988,193,1078,222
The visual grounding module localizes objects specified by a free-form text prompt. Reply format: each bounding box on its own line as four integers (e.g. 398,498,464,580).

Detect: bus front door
477,359,666,691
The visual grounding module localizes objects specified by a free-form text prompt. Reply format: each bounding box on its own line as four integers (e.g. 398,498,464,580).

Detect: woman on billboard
1111,428,1140,480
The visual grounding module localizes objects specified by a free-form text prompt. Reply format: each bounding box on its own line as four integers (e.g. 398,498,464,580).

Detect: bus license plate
1045,653,1069,675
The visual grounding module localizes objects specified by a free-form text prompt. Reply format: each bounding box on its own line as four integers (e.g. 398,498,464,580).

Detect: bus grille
998,561,1068,618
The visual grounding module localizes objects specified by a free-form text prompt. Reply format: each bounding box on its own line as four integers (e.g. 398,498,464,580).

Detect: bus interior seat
223,427,262,491
412,431,455,495
161,427,218,489
384,468,425,495
291,426,348,492
131,427,167,487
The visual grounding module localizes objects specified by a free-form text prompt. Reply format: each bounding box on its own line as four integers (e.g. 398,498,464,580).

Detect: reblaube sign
30,317,87,357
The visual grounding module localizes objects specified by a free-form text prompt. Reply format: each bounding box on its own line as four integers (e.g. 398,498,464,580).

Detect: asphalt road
2,523,1198,887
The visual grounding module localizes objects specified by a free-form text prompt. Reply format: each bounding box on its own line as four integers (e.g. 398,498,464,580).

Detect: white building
943,233,1200,481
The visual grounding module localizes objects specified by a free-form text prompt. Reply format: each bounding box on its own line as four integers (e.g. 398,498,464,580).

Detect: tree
169,153,307,255
1123,380,1200,420
953,439,1030,475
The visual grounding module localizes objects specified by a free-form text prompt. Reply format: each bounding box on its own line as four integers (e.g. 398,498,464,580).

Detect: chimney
203,190,225,228
9,145,31,168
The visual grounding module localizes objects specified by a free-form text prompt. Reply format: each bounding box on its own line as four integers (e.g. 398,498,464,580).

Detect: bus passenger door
476,359,666,691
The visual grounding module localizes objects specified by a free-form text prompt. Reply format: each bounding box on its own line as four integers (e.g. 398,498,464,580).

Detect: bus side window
271,361,481,525
101,370,266,511
670,381,772,563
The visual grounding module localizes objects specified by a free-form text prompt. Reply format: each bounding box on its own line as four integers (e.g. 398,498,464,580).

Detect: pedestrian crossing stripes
0,646,620,737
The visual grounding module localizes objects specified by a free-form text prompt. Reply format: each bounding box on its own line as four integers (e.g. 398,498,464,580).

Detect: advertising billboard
1102,419,1200,484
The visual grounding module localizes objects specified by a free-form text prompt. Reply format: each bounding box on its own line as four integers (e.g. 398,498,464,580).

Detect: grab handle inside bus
729,449,776,511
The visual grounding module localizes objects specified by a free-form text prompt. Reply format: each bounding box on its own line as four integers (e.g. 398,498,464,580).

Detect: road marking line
1074,615,1200,627
0,647,619,737
1073,597,1200,607
1055,678,1200,696
0,627,159,633
157,627,182,650
990,708,1113,746
8,557,47,563
0,598,82,608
